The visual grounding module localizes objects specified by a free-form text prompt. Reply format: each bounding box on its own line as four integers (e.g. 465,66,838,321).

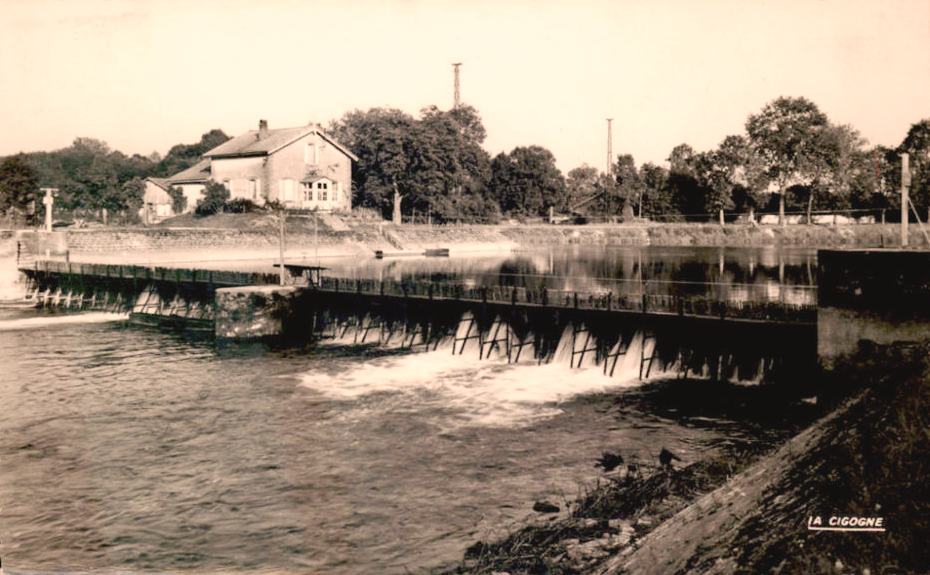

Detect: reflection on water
319,246,818,306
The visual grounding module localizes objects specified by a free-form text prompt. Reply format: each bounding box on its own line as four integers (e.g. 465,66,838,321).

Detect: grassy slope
610,343,930,575
154,214,926,249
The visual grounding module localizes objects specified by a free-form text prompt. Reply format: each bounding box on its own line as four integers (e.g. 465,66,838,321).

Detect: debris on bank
445,343,930,575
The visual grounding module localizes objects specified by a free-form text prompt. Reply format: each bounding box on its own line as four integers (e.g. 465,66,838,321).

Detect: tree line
1,97,928,225
333,97,930,224
0,130,230,224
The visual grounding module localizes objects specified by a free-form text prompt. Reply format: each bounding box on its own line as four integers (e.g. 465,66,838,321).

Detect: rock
533,500,560,514
564,538,610,563
577,518,599,529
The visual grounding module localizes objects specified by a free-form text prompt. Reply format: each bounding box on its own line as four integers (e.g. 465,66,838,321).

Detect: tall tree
639,162,678,221
613,154,644,218
331,105,494,223
490,146,565,218
565,164,600,210
331,108,420,222
746,96,829,225
666,143,702,219
898,119,930,220
694,151,735,225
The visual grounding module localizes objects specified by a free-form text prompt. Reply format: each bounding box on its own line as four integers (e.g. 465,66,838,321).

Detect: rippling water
0,246,815,573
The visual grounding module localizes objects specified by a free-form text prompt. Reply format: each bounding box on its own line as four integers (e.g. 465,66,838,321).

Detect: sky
1,0,928,171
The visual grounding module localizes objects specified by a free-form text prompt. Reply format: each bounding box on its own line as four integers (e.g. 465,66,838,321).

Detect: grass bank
158,214,926,250
444,343,930,574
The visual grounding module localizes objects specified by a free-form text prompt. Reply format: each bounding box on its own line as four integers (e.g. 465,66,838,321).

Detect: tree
694,151,735,224
666,143,703,219
716,135,769,221
613,154,644,218
490,146,565,218
899,119,930,219
746,97,829,225
639,162,678,221
195,181,230,217
156,129,230,178
331,108,418,222
0,154,39,223
565,164,600,210
168,186,187,214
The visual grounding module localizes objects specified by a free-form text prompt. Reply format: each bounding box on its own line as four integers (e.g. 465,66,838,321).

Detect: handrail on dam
315,276,817,324
23,260,280,287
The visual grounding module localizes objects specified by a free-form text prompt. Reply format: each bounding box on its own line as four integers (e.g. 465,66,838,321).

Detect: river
0,246,817,574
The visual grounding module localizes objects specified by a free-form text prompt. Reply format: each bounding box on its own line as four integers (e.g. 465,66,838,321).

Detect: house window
318,189,328,201
305,143,318,165
302,183,313,202
248,179,257,199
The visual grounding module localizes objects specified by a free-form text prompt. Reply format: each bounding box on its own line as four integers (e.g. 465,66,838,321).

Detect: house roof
167,159,211,184
203,125,358,162
146,177,170,190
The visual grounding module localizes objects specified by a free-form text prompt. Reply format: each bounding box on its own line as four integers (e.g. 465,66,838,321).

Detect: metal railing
316,277,816,323
22,260,280,287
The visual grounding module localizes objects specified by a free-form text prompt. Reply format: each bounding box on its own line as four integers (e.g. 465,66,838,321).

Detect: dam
19,257,818,383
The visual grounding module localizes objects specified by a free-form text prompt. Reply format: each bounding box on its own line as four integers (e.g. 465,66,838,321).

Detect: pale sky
1,0,928,171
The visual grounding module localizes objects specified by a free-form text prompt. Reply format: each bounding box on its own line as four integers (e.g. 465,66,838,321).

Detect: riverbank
443,342,930,574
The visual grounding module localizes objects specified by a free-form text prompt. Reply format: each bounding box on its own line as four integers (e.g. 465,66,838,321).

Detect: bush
167,186,187,214
194,182,230,217
223,198,260,213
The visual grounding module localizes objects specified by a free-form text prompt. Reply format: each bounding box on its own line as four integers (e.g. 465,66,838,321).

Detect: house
163,120,357,214
142,177,173,221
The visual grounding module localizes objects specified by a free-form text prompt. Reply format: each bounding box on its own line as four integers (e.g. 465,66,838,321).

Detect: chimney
258,119,269,139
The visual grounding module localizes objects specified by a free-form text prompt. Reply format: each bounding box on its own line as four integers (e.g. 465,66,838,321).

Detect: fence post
511,287,517,305
642,294,648,313
573,292,578,309
541,287,548,307
606,292,612,311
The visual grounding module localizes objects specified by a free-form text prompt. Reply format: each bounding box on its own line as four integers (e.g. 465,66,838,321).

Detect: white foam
0,312,129,332
298,322,653,428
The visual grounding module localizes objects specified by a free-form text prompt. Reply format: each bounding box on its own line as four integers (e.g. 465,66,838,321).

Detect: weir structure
18,260,818,383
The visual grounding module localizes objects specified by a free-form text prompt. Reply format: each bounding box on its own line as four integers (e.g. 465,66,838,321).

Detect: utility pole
452,63,462,109
901,152,911,247
606,119,614,220
278,210,286,286
606,118,613,177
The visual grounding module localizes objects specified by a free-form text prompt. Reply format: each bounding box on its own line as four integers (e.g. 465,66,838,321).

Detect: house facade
161,120,356,215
